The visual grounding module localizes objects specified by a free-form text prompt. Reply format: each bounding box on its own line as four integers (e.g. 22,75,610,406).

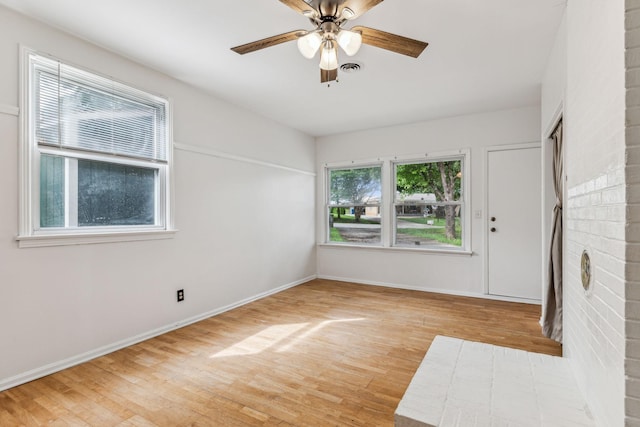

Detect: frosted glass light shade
319,41,338,70
341,7,355,20
337,30,362,56
297,32,323,59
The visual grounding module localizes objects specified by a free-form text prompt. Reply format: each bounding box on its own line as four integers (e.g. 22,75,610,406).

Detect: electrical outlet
177,289,184,302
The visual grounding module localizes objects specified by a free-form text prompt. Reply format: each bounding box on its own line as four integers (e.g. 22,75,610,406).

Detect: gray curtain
542,121,563,343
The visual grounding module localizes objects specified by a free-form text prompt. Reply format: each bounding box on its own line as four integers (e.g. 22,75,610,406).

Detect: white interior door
487,146,542,300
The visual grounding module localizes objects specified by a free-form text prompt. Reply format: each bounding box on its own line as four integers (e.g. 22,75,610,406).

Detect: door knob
491,217,496,222
491,227,496,232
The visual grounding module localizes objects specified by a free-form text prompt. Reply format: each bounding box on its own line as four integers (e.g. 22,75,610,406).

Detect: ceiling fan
231,0,429,83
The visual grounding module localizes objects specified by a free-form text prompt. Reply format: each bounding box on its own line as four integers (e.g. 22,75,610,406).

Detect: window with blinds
25,52,171,235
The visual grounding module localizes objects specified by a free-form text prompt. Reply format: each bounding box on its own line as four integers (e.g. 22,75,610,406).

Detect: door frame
483,142,542,299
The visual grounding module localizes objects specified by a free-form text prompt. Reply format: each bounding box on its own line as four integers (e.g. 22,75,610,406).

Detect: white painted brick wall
564,0,626,425
628,0,640,424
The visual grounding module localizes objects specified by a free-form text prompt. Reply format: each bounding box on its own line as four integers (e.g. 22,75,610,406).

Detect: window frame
17,48,175,248
325,162,383,246
322,150,471,254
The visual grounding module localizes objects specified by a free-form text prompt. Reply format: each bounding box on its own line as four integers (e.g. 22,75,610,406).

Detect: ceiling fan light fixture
337,29,362,56
297,31,323,59
319,40,338,70
341,7,356,20
231,1,428,83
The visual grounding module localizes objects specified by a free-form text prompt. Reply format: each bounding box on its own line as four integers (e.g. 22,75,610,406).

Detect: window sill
16,229,177,248
317,242,473,256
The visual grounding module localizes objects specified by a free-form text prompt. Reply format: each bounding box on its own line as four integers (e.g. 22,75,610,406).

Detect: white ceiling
0,0,566,137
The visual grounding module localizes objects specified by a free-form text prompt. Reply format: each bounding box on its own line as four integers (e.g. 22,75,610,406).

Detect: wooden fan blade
231,30,306,55
279,0,315,15
321,68,338,83
352,26,428,58
341,0,383,19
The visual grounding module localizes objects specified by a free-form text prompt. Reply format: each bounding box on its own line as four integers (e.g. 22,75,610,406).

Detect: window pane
328,207,381,245
77,159,156,226
40,154,65,228
329,166,381,206
328,166,382,245
395,159,463,248
395,205,462,248
396,160,462,202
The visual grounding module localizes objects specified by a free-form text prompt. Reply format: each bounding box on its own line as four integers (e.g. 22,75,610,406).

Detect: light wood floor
0,279,561,426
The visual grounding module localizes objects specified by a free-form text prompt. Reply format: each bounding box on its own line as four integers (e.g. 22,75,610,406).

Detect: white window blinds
31,54,168,162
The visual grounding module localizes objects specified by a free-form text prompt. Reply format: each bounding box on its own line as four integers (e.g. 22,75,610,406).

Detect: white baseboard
0,275,316,392
317,275,541,305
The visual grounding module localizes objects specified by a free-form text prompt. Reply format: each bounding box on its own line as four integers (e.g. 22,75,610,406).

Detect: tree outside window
327,166,382,245
395,159,463,248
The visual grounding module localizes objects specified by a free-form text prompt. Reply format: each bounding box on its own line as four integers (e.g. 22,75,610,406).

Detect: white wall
316,106,540,297
0,5,316,390
560,0,626,425
541,13,567,132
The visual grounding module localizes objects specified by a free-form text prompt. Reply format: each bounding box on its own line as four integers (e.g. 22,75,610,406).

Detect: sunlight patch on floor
211,323,309,358
210,318,365,358
276,318,365,353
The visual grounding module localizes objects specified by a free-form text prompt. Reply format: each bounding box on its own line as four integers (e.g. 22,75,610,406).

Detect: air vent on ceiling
340,62,362,73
